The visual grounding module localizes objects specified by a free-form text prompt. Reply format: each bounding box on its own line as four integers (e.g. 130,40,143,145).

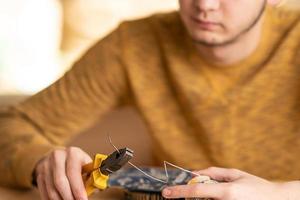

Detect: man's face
179,0,267,47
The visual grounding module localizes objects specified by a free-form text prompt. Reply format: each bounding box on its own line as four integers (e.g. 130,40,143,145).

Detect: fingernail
163,189,171,197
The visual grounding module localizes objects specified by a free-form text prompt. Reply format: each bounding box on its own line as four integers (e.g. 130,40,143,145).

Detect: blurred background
0,0,299,95
0,0,178,95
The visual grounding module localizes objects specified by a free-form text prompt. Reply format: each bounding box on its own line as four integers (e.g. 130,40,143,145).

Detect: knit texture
0,6,300,188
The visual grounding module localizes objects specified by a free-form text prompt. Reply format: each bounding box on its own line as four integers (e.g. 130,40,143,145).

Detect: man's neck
195,20,263,67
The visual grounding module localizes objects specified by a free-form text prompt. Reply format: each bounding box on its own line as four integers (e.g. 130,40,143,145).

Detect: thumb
195,167,245,182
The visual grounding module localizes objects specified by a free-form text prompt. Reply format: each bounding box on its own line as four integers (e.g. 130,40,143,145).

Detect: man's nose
193,0,220,11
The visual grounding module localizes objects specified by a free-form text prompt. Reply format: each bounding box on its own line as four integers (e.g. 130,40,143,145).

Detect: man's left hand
162,167,300,199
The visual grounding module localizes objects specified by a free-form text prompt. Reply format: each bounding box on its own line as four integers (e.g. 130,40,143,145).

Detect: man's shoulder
270,7,300,31
270,7,300,65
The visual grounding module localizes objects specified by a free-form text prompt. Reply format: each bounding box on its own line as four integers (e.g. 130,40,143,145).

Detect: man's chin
191,36,225,47
191,33,239,47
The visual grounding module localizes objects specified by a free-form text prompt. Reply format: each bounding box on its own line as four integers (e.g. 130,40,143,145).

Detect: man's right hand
34,146,93,200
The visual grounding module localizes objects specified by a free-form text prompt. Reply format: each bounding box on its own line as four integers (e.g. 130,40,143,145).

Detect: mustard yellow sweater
1,7,300,188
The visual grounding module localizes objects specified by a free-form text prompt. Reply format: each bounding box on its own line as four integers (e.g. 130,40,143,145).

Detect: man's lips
191,17,220,30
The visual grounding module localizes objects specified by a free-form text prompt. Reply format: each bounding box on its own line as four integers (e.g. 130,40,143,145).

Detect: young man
0,0,300,199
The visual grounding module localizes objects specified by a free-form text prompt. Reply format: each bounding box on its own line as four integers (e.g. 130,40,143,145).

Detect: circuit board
108,167,193,193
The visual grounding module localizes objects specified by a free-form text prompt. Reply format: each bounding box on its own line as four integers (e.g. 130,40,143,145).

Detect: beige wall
0,0,63,94
288,0,300,7
60,0,178,68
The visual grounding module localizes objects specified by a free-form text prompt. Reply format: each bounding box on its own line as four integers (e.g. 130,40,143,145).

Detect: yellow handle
82,154,109,196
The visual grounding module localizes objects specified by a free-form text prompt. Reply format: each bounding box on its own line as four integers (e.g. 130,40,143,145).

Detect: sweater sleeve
0,25,129,188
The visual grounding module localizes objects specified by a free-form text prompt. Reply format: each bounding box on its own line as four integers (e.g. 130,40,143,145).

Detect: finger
51,150,74,200
66,147,90,200
195,167,245,182
37,174,49,200
44,159,62,200
162,183,228,199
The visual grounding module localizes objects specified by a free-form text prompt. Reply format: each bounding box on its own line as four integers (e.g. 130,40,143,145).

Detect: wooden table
0,186,125,200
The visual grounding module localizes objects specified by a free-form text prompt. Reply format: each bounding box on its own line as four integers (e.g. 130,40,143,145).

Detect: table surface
0,186,125,200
